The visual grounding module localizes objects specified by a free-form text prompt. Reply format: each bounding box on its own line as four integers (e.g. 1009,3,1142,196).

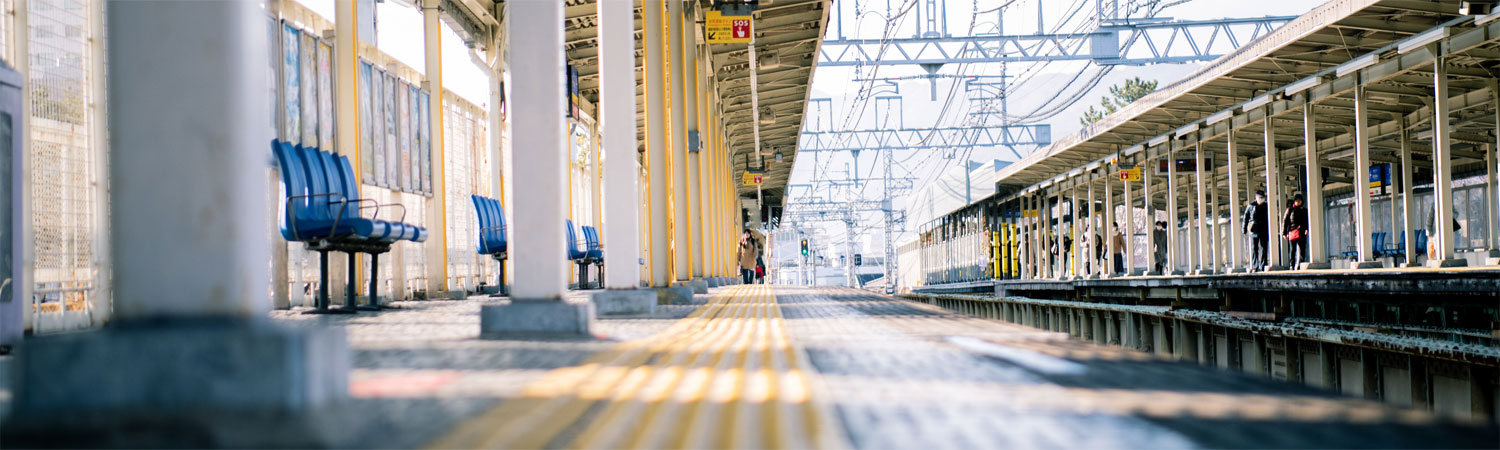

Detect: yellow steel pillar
667,0,691,284
684,3,705,280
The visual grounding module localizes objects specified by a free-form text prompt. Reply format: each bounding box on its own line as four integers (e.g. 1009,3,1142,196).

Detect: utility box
0,60,24,350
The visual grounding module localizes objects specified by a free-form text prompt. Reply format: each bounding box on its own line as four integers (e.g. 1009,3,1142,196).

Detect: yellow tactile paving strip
427,285,846,449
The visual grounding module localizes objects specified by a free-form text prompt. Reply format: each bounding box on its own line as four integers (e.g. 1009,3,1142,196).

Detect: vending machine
0,60,25,350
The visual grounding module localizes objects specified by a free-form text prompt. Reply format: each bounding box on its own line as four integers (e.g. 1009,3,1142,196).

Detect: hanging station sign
705,10,753,44
742,171,764,186
1119,167,1141,182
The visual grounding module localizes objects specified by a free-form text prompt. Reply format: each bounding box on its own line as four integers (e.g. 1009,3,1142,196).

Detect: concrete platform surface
3,286,1494,448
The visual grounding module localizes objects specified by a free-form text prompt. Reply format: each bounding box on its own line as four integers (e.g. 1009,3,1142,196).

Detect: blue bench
273,139,426,314
470,195,508,296
565,221,605,289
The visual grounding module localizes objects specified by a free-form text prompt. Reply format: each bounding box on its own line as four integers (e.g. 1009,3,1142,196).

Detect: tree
1080,77,1158,126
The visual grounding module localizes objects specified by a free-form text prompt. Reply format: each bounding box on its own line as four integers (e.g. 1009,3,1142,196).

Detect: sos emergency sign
706,10,753,44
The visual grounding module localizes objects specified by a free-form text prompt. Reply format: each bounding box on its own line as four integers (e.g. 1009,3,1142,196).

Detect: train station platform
37,285,1471,448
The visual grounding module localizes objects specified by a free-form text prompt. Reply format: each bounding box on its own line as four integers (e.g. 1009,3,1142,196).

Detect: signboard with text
742,171,763,186
706,10,753,44
1119,167,1141,182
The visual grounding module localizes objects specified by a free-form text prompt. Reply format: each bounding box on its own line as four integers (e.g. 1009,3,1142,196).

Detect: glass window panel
419,91,431,194
383,71,398,187
371,68,386,187
409,84,420,192
399,81,411,192
317,40,334,151
299,31,316,147
359,61,374,183
281,24,299,143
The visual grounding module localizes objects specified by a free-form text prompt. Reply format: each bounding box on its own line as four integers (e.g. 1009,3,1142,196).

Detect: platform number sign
706,10,753,44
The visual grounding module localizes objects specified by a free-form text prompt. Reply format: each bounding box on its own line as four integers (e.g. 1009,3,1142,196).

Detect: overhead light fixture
1206,110,1232,125
758,107,775,125
759,52,781,70
1173,123,1199,138
1398,27,1449,54
1336,54,1377,77
1285,75,1323,95
1241,94,1271,112
774,151,783,163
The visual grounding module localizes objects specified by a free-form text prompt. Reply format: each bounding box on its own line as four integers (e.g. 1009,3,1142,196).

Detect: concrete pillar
482,0,593,336
1105,166,1116,276
1353,86,1379,268
600,0,642,289
644,0,670,285
1087,179,1096,277
1430,56,1464,267
1194,141,1211,273
1304,103,1329,268
667,0,692,283
1166,150,1179,274
1210,160,1221,272
1264,115,1284,269
1400,125,1419,267
423,0,449,295
9,2,347,443
1123,166,1135,275
1071,185,1081,278
1185,160,1199,272
1487,79,1500,263
684,4,705,280
1228,129,1243,272
1143,148,1157,274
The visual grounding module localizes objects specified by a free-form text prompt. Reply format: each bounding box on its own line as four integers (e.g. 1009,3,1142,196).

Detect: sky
788,0,1319,257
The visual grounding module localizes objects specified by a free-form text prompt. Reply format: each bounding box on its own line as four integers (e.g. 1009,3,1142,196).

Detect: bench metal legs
358,253,387,311
303,249,354,315
492,257,508,297
339,252,360,313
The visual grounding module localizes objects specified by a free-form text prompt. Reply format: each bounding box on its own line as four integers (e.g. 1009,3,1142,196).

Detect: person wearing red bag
1283,193,1309,267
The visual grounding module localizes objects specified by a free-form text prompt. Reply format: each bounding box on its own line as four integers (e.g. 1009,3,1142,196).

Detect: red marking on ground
350,371,461,398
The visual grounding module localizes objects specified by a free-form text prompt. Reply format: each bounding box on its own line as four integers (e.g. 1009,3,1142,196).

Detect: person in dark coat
1283,193,1309,266
1243,190,1270,271
1152,221,1168,273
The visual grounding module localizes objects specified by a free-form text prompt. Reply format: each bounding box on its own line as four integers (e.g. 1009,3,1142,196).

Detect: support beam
1167,150,1180,274
1265,115,1284,270
1353,86,1378,268
600,0,642,289
1195,142,1211,274
424,0,449,296
668,0,692,283
1304,103,1329,269
1400,125,1419,267
684,3,704,281
482,0,593,337
1228,129,1243,272
1430,54,1464,267
644,0,670,286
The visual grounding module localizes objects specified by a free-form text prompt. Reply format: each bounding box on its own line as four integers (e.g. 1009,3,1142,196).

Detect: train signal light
800,239,809,255
853,254,863,266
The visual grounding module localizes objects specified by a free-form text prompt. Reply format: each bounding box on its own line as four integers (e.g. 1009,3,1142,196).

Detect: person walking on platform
1243,190,1270,271
1112,226,1126,275
1152,221,1167,273
1283,193,1309,267
737,230,759,284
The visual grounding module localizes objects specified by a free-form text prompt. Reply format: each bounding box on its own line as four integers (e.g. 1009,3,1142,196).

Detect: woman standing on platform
1283,193,1309,267
737,230,760,284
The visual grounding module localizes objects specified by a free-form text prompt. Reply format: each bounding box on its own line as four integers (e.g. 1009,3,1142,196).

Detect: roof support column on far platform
599,0,642,290
1194,140,1211,274
1486,79,1500,264
1086,178,1096,278
1400,125,1419,268
423,0,450,296
1143,146,1158,274
1104,164,1116,277
1264,115,1284,270
9,2,350,442
1429,54,1464,267
1166,146,1180,274
667,0,692,285
1123,162,1135,275
481,0,593,337
1227,129,1242,272
1352,86,1379,269
1070,184,1081,278
1209,155,1221,273
1303,102,1329,269
644,0,670,287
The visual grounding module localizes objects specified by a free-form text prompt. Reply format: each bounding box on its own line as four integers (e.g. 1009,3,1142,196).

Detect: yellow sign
706,10,753,44
742,172,763,186
1119,167,1141,182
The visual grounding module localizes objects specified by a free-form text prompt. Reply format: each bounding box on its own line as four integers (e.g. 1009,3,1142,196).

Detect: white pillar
1487,79,1500,259
644,0,670,286
1353,86,1377,267
1431,56,1463,266
1264,116,1284,269
1087,179,1096,277
1228,129,1242,271
1071,185,1081,278
600,0,641,289
1400,125,1419,267
1166,151,1179,273
684,4,705,279
1210,161,1221,272
423,0,449,294
1194,141,1210,273
1304,103,1327,267
1105,167,1116,276
506,0,567,299
667,0,692,282
1143,149,1157,273
109,0,268,320
1123,165,1135,275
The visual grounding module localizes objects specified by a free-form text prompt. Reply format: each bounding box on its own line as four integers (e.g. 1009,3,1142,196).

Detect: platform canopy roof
993,0,1500,198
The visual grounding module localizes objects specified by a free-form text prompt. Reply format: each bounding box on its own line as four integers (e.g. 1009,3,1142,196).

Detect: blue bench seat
471,195,508,296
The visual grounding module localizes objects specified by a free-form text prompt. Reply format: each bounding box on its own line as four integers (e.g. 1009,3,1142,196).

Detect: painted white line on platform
946,336,1088,375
